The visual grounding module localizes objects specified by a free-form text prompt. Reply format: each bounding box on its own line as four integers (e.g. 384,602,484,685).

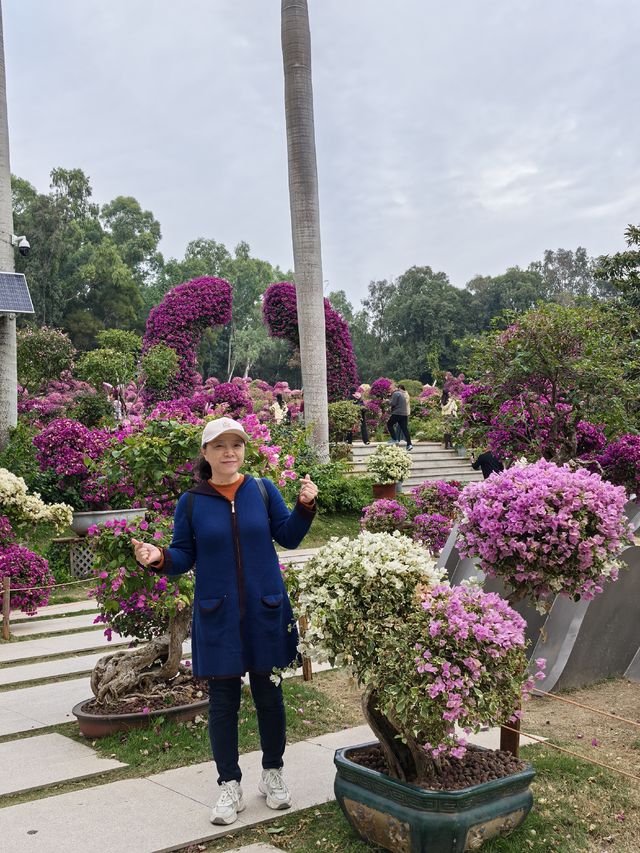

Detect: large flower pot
372,483,398,500
71,507,148,537
334,741,535,853
72,696,209,738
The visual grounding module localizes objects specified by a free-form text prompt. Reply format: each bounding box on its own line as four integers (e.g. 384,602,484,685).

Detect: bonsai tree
456,459,633,610
295,531,539,784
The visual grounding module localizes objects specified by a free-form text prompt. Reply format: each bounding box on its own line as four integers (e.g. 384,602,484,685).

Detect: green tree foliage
140,344,179,392
528,247,610,302
76,348,136,389
596,224,640,307
96,329,142,355
16,326,75,390
465,268,545,332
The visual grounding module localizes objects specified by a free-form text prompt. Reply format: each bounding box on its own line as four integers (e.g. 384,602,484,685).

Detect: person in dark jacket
471,449,504,479
132,416,317,826
387,384,412,449
345,387,370,444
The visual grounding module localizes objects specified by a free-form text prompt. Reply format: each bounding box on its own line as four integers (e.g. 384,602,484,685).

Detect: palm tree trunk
281,0,329,461
0,0,17,450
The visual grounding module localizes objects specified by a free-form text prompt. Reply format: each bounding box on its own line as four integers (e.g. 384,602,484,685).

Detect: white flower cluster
0,467,73,532
296,530,445,666
365,444,413,484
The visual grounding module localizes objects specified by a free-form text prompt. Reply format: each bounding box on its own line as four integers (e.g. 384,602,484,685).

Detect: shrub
412,513,452,556
457,459,633,609
327,401,360,441
70,392,114,427
96,329,142,355
0,468,73,548
211,382,253,419
365,444,412,484
0,539,55,614
597,434,640,497
411,480,462,518
76,348,136,389
360,499,409,533
369,377,393,399
140,344,179,392
17,326,75,390
397,379,423,397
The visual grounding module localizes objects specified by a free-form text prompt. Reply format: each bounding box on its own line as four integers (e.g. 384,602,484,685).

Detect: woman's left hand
298,473,318,506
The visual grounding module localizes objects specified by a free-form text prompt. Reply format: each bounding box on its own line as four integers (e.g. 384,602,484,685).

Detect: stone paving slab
10,613,100,637
11,599,98,621
0,677,91,736
0,629,133,664
0,651,105,687
0,732,126,796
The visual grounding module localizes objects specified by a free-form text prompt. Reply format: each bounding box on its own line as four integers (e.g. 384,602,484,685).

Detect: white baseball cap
201,417,250,447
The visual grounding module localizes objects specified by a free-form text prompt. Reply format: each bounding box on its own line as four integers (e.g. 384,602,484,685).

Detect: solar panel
0,272,35,314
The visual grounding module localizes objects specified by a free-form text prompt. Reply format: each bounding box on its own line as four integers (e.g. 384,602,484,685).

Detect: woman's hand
131,538,162,566
298,473,318,506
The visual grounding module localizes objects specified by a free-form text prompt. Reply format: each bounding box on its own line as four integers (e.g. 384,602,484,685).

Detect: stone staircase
350,441,483,492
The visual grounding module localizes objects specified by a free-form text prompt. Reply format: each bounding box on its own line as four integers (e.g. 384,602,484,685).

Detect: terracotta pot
72,696,209,738
372,483,397,500
334,741,535,852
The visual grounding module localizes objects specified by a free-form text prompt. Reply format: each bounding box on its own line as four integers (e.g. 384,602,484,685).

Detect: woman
440,388,459,450
132,416,318,826
269,392,288,425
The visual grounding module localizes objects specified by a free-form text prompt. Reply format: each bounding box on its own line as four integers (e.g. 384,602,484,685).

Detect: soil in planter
82,671,208,716
348,743,526,791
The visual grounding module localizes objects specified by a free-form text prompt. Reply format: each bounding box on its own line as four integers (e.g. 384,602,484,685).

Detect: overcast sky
3,1,639,305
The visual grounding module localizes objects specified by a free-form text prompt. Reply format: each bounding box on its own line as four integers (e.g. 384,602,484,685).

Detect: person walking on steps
387,384,413,449
345,387,370,444
440,388,458,450
131,416,318,827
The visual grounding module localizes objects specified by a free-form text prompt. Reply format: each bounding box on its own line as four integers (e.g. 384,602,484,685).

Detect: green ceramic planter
334,741,535,852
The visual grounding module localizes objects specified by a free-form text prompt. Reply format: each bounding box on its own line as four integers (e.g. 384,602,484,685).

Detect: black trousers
208,673,286,784
387,414,410,445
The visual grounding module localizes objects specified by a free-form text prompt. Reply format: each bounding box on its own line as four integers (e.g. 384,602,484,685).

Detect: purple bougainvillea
413,513,452,556
142,277,233,401
369,377,394,399
597,434,640,497
211,382,253,419
262,281,358,402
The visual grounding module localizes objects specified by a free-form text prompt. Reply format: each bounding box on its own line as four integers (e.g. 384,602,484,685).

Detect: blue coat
161,476,315,678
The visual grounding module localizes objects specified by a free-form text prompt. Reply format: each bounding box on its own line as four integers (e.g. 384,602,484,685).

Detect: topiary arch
143,276,358,402
262,281,358,402
142,277,232,401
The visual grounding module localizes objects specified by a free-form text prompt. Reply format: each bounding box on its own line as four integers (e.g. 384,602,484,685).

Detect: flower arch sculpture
262,281,358,402
142,277,232,400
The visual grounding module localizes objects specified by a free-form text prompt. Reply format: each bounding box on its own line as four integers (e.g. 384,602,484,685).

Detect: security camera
11,235,30,256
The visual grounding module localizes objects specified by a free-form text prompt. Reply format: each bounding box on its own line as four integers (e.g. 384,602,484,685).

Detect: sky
3,0,639,306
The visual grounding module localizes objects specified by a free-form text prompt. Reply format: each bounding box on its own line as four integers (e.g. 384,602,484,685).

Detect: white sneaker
210,780,245,825
259,768,292,810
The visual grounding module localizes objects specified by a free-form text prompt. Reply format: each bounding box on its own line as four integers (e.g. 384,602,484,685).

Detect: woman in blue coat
132,416,318,826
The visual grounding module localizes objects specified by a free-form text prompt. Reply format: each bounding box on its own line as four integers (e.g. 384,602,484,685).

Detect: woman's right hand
131,538,162,566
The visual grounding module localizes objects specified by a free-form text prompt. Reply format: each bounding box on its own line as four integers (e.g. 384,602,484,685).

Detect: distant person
387,384,412,450
471,449,504,479
269,393,288,425
440,389,458,450
345,388,370,445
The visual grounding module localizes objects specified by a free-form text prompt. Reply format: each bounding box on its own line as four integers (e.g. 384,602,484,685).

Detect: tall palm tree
281,0,329,460
0,0,17,449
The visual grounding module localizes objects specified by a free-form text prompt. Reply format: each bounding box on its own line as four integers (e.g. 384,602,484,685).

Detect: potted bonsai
72,512,203,736
365,444,412,499
294,530,542,852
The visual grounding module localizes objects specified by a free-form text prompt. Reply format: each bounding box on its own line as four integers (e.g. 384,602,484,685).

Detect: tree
101,195,163,288
596,224,640,307
528,247,610,302
281,0,329,459
465,267,545,332
327,289,354,324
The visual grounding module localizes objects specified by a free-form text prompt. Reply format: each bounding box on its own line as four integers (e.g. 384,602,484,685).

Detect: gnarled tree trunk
90,606,192,705
361,685,438,784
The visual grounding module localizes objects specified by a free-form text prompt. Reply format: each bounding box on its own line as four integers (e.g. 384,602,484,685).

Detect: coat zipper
230,499,246,620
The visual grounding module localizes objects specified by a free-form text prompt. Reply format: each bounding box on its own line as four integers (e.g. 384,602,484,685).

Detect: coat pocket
261,594,283,609
198,597,225,614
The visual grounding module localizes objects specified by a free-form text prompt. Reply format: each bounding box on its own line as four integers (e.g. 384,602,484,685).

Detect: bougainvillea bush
457,460,633,610
412,512,452,556
411,480,462,517
365,443,412,484
597,434,640,497
0,522,55,614
0,468,73,548
360,499,408,533
295,531,538,783
262,281,358,402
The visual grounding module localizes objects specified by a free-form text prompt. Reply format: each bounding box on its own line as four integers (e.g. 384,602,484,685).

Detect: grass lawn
285,511,361,549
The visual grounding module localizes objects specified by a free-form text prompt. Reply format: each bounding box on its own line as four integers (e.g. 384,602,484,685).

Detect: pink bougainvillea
0,517,55,614
597,434,640,497
142,277,233,401
262,281,358,402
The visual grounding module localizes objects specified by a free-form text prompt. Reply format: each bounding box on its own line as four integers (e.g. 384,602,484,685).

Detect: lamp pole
0,0,17,449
